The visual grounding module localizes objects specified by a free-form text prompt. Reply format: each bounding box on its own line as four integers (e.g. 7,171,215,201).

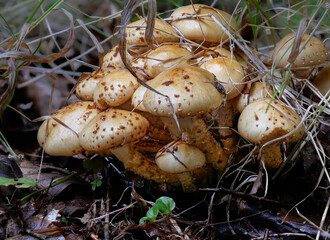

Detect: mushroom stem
262,142,282,169
109,143,179,184
161,116,227,171
177,172,198,192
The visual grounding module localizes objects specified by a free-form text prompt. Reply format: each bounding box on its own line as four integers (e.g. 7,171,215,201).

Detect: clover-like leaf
139,205,159,223
155,196,175,214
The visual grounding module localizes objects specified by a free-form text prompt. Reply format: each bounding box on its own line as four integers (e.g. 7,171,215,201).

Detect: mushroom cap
132,44,194,79
142,66,224,118
155,141,206,173
102,45,125,70
230,82,274,113
272,33,328,68
126,18,179,46
93,69,138,110
237,98,304,144
200,57,245,100
37,101,101,156
131,84,148,111
313,63,330,96
79,109,150,152
169,4,237,43
76,69,109,101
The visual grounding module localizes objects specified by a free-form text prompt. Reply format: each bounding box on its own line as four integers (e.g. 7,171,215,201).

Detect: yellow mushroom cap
79,109,150,152
93,69,138,110
272,33,328,69
132,44,194,79
102,45,125,71
37,101,101,156
200,57,245,100
126,18,179,46
142,66,224,118
156,141,206,174
237,98,304,144
76,69,110,101
169,4,237,43
313,64,330,96
131,84,148,111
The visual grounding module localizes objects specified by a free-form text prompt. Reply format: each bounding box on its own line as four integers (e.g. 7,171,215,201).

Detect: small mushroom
126,18,179,47
200,57,246,100
156,140,206,192
272,33,328,78
132,44,195,80
93,69,139,110
102,45,126,71
230,82,274,113
238,98,305,169
312,63,330,96
169,4,237,44
142,66,228,170
79,108,179,183
76,69,110,101
37,101,101,156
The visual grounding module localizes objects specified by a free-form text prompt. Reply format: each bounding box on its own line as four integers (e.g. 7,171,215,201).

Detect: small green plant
0,176,37,188
83,158,104,173
139,196,175,224
91,178,102,191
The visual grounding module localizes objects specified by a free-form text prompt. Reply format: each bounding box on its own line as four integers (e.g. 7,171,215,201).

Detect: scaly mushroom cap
126,18,179,46
313,63,330,96
131,84,148,111
76,69,110,101
156,141,206,174
79,109,150,153
93,69,139,110
238,98,304,144
132,44,194,79
37,101,101,156
272,33,328,69
169,4,237,43
143,66,224,118
195,46,236,64
200,57,245,100
102,45,125,71
230,82,274,113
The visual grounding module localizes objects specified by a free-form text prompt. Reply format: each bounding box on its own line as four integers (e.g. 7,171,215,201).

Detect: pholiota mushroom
142,66,228,170
169,4,237,44
76,69,110,101
237,98,305,169
156,140,206,192
79,108,179,183
37,101,101,156
132,44,195,80
272,33,328,78
93,69,139,110
126,18,179,47
200,57,246,100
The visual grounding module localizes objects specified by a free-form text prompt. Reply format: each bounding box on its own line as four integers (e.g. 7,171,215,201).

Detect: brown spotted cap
79,109,150,152
37,101,101,156
237,98,305,144
93,69,138,110
142,66,224,118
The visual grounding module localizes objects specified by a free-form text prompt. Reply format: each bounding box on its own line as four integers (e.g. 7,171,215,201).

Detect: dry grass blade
287,18,307,64
145,0,156,49
76,18,105,66
0,59,16,118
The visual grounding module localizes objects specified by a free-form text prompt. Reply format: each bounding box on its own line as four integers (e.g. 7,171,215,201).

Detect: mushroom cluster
37,3,319,191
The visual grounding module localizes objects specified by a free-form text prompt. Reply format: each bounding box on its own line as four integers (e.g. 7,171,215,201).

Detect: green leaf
139,205,159,223
91,178,102,191
155,196,175,214
0,177,36,188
